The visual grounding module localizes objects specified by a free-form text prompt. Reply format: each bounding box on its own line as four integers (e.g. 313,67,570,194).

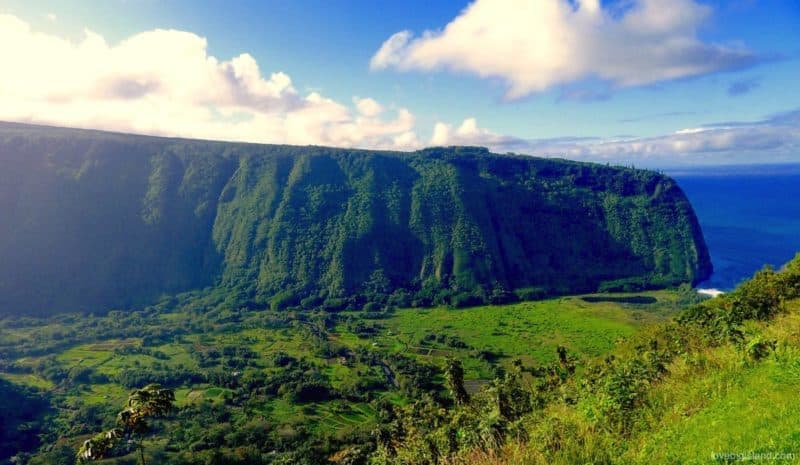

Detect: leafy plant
78,384,175,465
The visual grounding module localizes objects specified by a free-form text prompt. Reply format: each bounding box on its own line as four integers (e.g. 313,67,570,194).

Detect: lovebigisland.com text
713,452,797,462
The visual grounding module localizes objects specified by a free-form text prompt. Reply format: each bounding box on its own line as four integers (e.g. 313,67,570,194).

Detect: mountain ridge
0,122,712,315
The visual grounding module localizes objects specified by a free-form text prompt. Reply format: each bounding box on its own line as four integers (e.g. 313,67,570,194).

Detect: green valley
2,124,795,465
3,258,800,464
0,286,699,464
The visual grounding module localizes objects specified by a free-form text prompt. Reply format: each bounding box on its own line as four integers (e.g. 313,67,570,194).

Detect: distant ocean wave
697,288,724,298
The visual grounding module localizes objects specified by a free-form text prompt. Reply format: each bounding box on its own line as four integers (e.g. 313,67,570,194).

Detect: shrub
514,286,548,301
270,290,299,312
744,335,777,361
322,298,347,312
449,292,483,309
362,302,381,312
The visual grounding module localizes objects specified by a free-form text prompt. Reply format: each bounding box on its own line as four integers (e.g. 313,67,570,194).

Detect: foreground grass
630,304,800,464
443,300,800,465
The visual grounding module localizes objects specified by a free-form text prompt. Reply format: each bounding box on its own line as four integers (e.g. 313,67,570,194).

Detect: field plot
375,290,680,378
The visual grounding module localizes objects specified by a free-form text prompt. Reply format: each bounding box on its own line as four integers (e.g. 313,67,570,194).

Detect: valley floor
1,289,687,463
2,280,799,464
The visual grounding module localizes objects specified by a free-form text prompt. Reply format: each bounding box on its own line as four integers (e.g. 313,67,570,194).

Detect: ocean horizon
671,164,800,292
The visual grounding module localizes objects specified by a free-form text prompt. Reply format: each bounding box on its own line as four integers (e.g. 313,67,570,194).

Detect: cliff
0,122,712,314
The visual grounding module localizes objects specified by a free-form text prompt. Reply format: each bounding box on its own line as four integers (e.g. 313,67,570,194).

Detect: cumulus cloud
429,111,800,165
429,118,532,152
0,14,419,149
1,13,793,166
353,97,384,117
371,0,759,100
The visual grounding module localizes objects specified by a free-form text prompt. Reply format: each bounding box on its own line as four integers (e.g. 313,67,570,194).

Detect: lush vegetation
13,122,792,465
0,122,710,316
0,285,697,464
369,254,800,465
4,254,799,464
0,379,50,459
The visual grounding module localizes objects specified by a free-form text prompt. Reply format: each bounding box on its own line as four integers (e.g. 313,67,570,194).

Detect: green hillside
369,254,800,465
0,122,711,315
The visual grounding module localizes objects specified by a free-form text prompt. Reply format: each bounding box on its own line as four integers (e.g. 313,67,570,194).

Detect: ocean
670,164,800,292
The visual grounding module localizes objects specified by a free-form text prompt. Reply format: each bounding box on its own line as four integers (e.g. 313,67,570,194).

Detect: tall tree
78,384,175,465
444,358,469,406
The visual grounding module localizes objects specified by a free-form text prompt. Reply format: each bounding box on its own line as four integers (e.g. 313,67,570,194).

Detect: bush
270,290,300,312
387,289,412,308
514,286,548,301
322,298,347,312
598,277,649,293
488,287,516,305
362,302,381,312
448,292,483,309
745,335,776,361
731,267,786,321
290,382,332,403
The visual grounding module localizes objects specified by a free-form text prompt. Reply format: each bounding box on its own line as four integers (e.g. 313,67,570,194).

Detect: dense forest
0,123,711,316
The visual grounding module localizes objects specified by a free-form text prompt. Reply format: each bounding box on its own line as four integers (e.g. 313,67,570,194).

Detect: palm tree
77,384,175,465
119,384,175,465
77,429,123,462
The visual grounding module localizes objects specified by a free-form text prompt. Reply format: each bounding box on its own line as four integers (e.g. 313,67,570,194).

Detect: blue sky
1,0,799,166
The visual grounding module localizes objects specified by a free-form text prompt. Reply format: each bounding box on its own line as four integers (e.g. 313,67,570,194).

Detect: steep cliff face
0,123,711,314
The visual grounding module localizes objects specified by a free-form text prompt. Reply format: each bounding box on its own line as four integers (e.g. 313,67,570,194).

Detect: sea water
670,164,800,292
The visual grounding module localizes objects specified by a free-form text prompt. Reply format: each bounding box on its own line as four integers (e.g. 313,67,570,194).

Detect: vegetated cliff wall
0,123,711,314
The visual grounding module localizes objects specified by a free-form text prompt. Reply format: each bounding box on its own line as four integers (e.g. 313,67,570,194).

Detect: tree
77,384,175,465
444,358,469,406
28,444,78,465
77,430,122,463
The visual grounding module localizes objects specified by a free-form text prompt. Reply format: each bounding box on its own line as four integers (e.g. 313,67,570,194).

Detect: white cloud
1,13,794,166
46,13,57,22
353,97,384,117
371,0,758,99
429,113,800,165
0,14,420,149
429,118,528,150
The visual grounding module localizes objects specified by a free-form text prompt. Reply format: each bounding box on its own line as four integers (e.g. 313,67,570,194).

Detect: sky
0,0,799,167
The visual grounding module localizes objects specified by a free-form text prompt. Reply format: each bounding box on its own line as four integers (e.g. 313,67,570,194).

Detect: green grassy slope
630,302,800,464
374,255,800,465
0,122,711,315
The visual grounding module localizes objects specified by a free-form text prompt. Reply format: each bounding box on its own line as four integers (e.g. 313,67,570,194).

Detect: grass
80,383,128,405
635,360,800,464
0,372,54,390
57,345,116,369
627,304,800,464
487,299,800,465
377,291,678,379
